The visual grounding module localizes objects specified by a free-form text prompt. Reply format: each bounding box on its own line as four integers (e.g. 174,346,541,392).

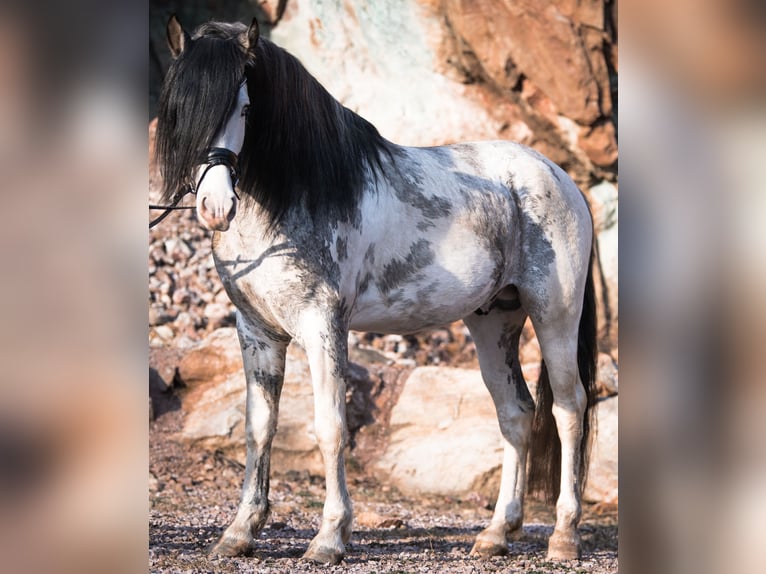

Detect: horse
155,15,598,565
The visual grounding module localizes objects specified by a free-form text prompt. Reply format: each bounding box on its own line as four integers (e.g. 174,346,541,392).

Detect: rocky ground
150,406,618,574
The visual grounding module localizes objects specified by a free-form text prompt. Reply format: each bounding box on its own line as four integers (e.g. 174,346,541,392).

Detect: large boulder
374,365,618,503
374,366,504,497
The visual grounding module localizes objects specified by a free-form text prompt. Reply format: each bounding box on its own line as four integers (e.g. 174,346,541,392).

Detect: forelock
155,21,252,202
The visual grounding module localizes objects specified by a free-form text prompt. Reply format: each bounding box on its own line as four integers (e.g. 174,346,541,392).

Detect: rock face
266,0,616,186
375,365,618,503
374,366,505,497
441,0,617,174
584,395,618,503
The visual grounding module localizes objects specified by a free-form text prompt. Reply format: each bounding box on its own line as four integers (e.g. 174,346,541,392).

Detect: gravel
150,408,617,573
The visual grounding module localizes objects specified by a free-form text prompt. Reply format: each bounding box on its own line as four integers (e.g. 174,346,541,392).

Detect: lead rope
149,186,195,229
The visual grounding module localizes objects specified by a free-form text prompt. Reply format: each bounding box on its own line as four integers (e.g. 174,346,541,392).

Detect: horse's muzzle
198,195,237,231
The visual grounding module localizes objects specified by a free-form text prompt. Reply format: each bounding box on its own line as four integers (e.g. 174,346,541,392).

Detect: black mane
156,20,391,228
241,37,390,228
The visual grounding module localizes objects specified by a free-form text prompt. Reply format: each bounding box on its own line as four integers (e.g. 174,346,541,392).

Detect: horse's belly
349,308,473,334
348,268,498,334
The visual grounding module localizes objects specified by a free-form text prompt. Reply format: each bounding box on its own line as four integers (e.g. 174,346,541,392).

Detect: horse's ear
246,18,260,51
167,14,190,59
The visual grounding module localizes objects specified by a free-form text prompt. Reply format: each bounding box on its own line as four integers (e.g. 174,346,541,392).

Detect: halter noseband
200,147,240,190
149,147,240,229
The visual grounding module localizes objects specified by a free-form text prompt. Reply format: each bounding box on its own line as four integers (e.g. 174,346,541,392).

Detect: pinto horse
155,16,597,565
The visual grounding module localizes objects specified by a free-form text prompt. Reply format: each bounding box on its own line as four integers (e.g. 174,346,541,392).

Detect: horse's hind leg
463,294,534,557
523,285,590,560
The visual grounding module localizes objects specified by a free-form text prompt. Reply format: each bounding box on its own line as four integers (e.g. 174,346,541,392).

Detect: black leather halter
149,147,240,229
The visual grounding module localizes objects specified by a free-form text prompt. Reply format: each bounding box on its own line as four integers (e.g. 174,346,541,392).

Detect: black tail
527,239,598,504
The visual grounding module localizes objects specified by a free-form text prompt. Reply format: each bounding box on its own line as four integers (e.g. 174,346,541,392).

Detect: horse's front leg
210,312,289,557
299,309,352,565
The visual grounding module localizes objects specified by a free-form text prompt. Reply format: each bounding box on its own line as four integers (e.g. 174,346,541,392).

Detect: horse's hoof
303,545,344,565
546,531,581,560
469,539,508,559
209,535,256,557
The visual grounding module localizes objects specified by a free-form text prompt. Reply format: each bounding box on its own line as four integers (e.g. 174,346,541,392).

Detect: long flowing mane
156,20,391,228
241,37,390,228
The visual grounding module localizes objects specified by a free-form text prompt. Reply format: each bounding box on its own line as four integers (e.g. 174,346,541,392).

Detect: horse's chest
212,230,342,332
211,236,291,328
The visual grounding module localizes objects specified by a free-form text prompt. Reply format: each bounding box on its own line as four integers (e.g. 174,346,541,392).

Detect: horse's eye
241,104,250,118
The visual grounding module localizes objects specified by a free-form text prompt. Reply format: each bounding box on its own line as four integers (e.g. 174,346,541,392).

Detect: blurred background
0,0,764,572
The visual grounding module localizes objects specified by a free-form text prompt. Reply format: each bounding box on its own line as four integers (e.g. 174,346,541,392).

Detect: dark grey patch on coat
377,239,435,296
314,305,350,381
251,369,285,396
356,270,374,295
415,281,440,311
385,289,406,306
277,208,344,300
355,244,376,296
386,152,453,221
396,184,453,220
498,324,535,413
452,171,516,290
447,143,483,173
416,219,434,232
335,235,348,261
421,146,455,169
521,217,555,281
506,182,556,310
239,329,288,401
364,243,375,264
